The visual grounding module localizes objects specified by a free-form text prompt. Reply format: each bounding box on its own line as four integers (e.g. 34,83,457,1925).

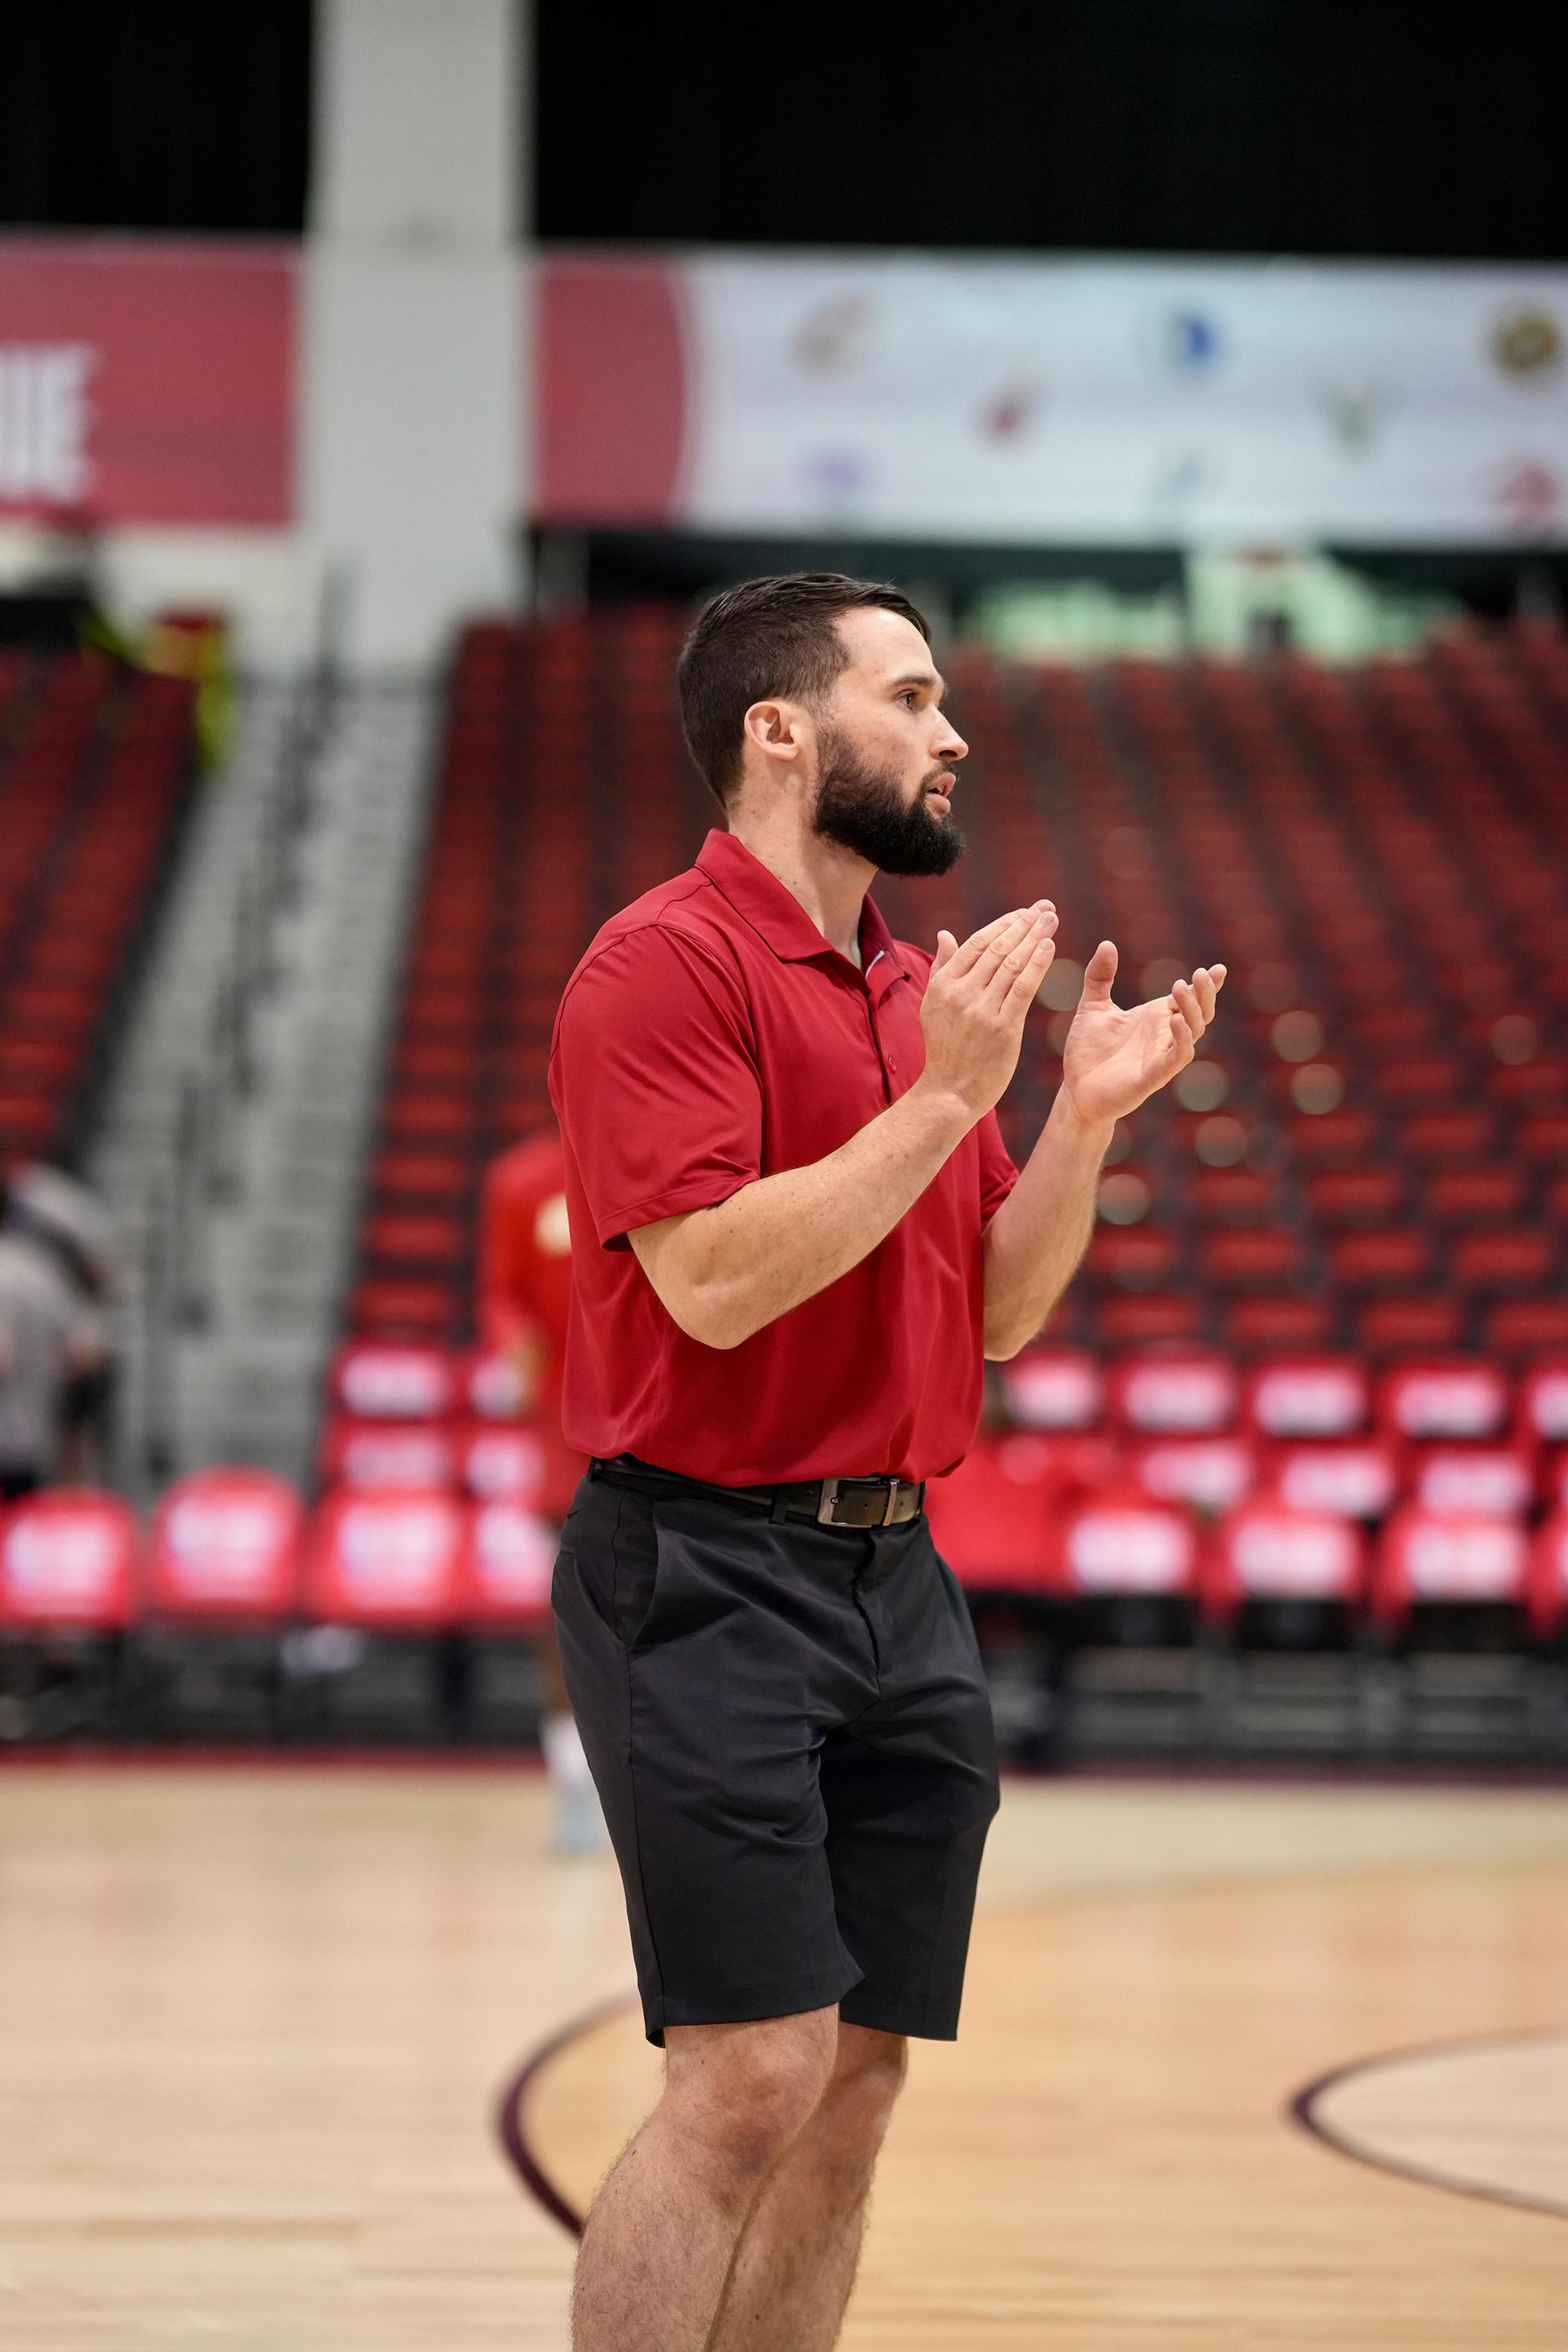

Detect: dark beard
811,726,966,877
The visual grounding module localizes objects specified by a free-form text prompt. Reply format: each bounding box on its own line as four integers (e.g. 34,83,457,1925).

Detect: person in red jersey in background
479,1127,605,1855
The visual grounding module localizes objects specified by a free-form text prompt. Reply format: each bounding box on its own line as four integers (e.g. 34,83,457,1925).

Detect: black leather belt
591,1454,925,1529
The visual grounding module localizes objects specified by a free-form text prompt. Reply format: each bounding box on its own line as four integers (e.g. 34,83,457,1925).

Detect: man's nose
935,720,968,764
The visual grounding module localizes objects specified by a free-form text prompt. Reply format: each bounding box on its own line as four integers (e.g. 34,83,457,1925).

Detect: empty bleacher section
0,651,196,1164
346,611,711,1343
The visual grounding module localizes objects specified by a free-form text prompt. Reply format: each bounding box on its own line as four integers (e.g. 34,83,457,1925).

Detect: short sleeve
977,1109,1020,1228
550,928,762,1248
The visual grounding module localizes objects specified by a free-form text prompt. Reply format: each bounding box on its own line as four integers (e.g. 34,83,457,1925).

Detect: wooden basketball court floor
2,1762,1565,2348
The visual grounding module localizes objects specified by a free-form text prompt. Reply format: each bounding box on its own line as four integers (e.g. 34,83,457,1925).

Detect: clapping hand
1060,942,1226,1129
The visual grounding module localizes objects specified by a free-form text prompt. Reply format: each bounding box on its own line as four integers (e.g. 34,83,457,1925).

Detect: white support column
303,0,528,668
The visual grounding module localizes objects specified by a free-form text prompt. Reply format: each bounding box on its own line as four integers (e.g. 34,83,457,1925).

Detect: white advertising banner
536,252,1568,544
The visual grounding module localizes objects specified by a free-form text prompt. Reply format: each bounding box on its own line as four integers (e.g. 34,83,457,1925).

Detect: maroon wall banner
0,239,296,527
535,256,688,526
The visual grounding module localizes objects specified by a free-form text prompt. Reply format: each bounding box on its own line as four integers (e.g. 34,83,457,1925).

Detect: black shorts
553,1458,1000,2046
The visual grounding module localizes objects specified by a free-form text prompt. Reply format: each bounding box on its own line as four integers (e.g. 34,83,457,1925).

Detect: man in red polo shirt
550,574,1223,2352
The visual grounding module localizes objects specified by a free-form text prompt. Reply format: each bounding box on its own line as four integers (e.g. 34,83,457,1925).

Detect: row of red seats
930,1472,1568,1640
0,1475,554,1636
344,611,703,1341
7,1472,1559,1649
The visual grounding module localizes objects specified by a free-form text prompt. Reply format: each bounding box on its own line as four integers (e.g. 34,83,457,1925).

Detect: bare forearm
982,1091,1114,1358
633,1078,975,1348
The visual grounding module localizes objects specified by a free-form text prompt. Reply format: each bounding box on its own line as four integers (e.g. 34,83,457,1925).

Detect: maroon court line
495,1994,639,2238
1289,2023,1568,2224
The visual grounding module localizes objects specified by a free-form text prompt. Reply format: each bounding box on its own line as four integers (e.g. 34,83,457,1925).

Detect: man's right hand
916,901,1058,1120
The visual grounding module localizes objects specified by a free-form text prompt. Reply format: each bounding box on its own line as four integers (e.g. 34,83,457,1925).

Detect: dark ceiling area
0,1,313,234
536,0,1568,260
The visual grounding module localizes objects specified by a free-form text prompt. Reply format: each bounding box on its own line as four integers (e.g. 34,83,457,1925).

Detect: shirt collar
696,829,909,986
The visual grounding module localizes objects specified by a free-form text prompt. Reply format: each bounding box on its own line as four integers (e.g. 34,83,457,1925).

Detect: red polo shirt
548,829,1018,1486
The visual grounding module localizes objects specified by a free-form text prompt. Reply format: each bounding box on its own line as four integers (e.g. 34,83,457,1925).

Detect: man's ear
741,697,806,771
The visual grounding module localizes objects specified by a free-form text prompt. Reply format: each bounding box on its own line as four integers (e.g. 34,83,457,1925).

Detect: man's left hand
1059,942,1226,1129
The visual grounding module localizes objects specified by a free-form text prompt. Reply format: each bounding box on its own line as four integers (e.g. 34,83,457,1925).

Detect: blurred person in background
6,1161,118,1483
479,1124,604,1855
0,1182,93,1500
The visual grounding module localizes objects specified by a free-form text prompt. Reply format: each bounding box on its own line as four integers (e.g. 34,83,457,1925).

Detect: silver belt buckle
816,1477,844,1525
882,1480,902,1527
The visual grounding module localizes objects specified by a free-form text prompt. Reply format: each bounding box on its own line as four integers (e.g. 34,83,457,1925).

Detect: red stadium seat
1244,1356,1369,1440
320,1417,459,1492
462,1347,529,1421
1377,1358,1511,1443
0,1491,138,1629
997,1346,1105,1432
347,1277,453,1335
1188,1167,1279,1224
1286,1111,1378,1166
1422,1168,1526,1224
1086,1226,1178,1288
458,1501,556,1628
1269,1440,1400,1521
330,1341,456,1421
360,1211,467,1273
1327,1230,1430,1291
1222,1296,1336,1353
1204,1505,1365,1620
1516,1114,1568,1165
1197,1231,1303,1290
1407,1445,1535,1519
1356,1299,1465,1356
1131,1436,1255,1514
457,1421,552,1504
1094,1294,1201,1348
148,1470,303,1621
371,1150,470,1206
1057,1494,1199,1599
1109,1350,1237,1436
1486,1302,1568,1356
1518,1359,1568,1447
1370,1508,1529,1631
1306,1167,1406,1225
1396,1112,1496,1166
303,1490,466,1628
1374,1058,1468,1109
1450,1229,1557,1294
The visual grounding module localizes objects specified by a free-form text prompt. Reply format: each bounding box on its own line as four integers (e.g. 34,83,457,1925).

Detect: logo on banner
1160,308,1224,373
1489,305,1563,385
0,344,94,503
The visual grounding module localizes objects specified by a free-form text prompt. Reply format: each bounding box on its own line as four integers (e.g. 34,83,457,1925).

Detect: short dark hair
677,572,931,806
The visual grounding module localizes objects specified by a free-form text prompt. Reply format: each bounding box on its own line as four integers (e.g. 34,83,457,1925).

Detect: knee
821,2027,908,2150
670,2011,838,2188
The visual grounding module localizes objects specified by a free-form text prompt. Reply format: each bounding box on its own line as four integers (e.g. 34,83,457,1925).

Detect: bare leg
571,2007,838,2352
706,2024,907,2352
